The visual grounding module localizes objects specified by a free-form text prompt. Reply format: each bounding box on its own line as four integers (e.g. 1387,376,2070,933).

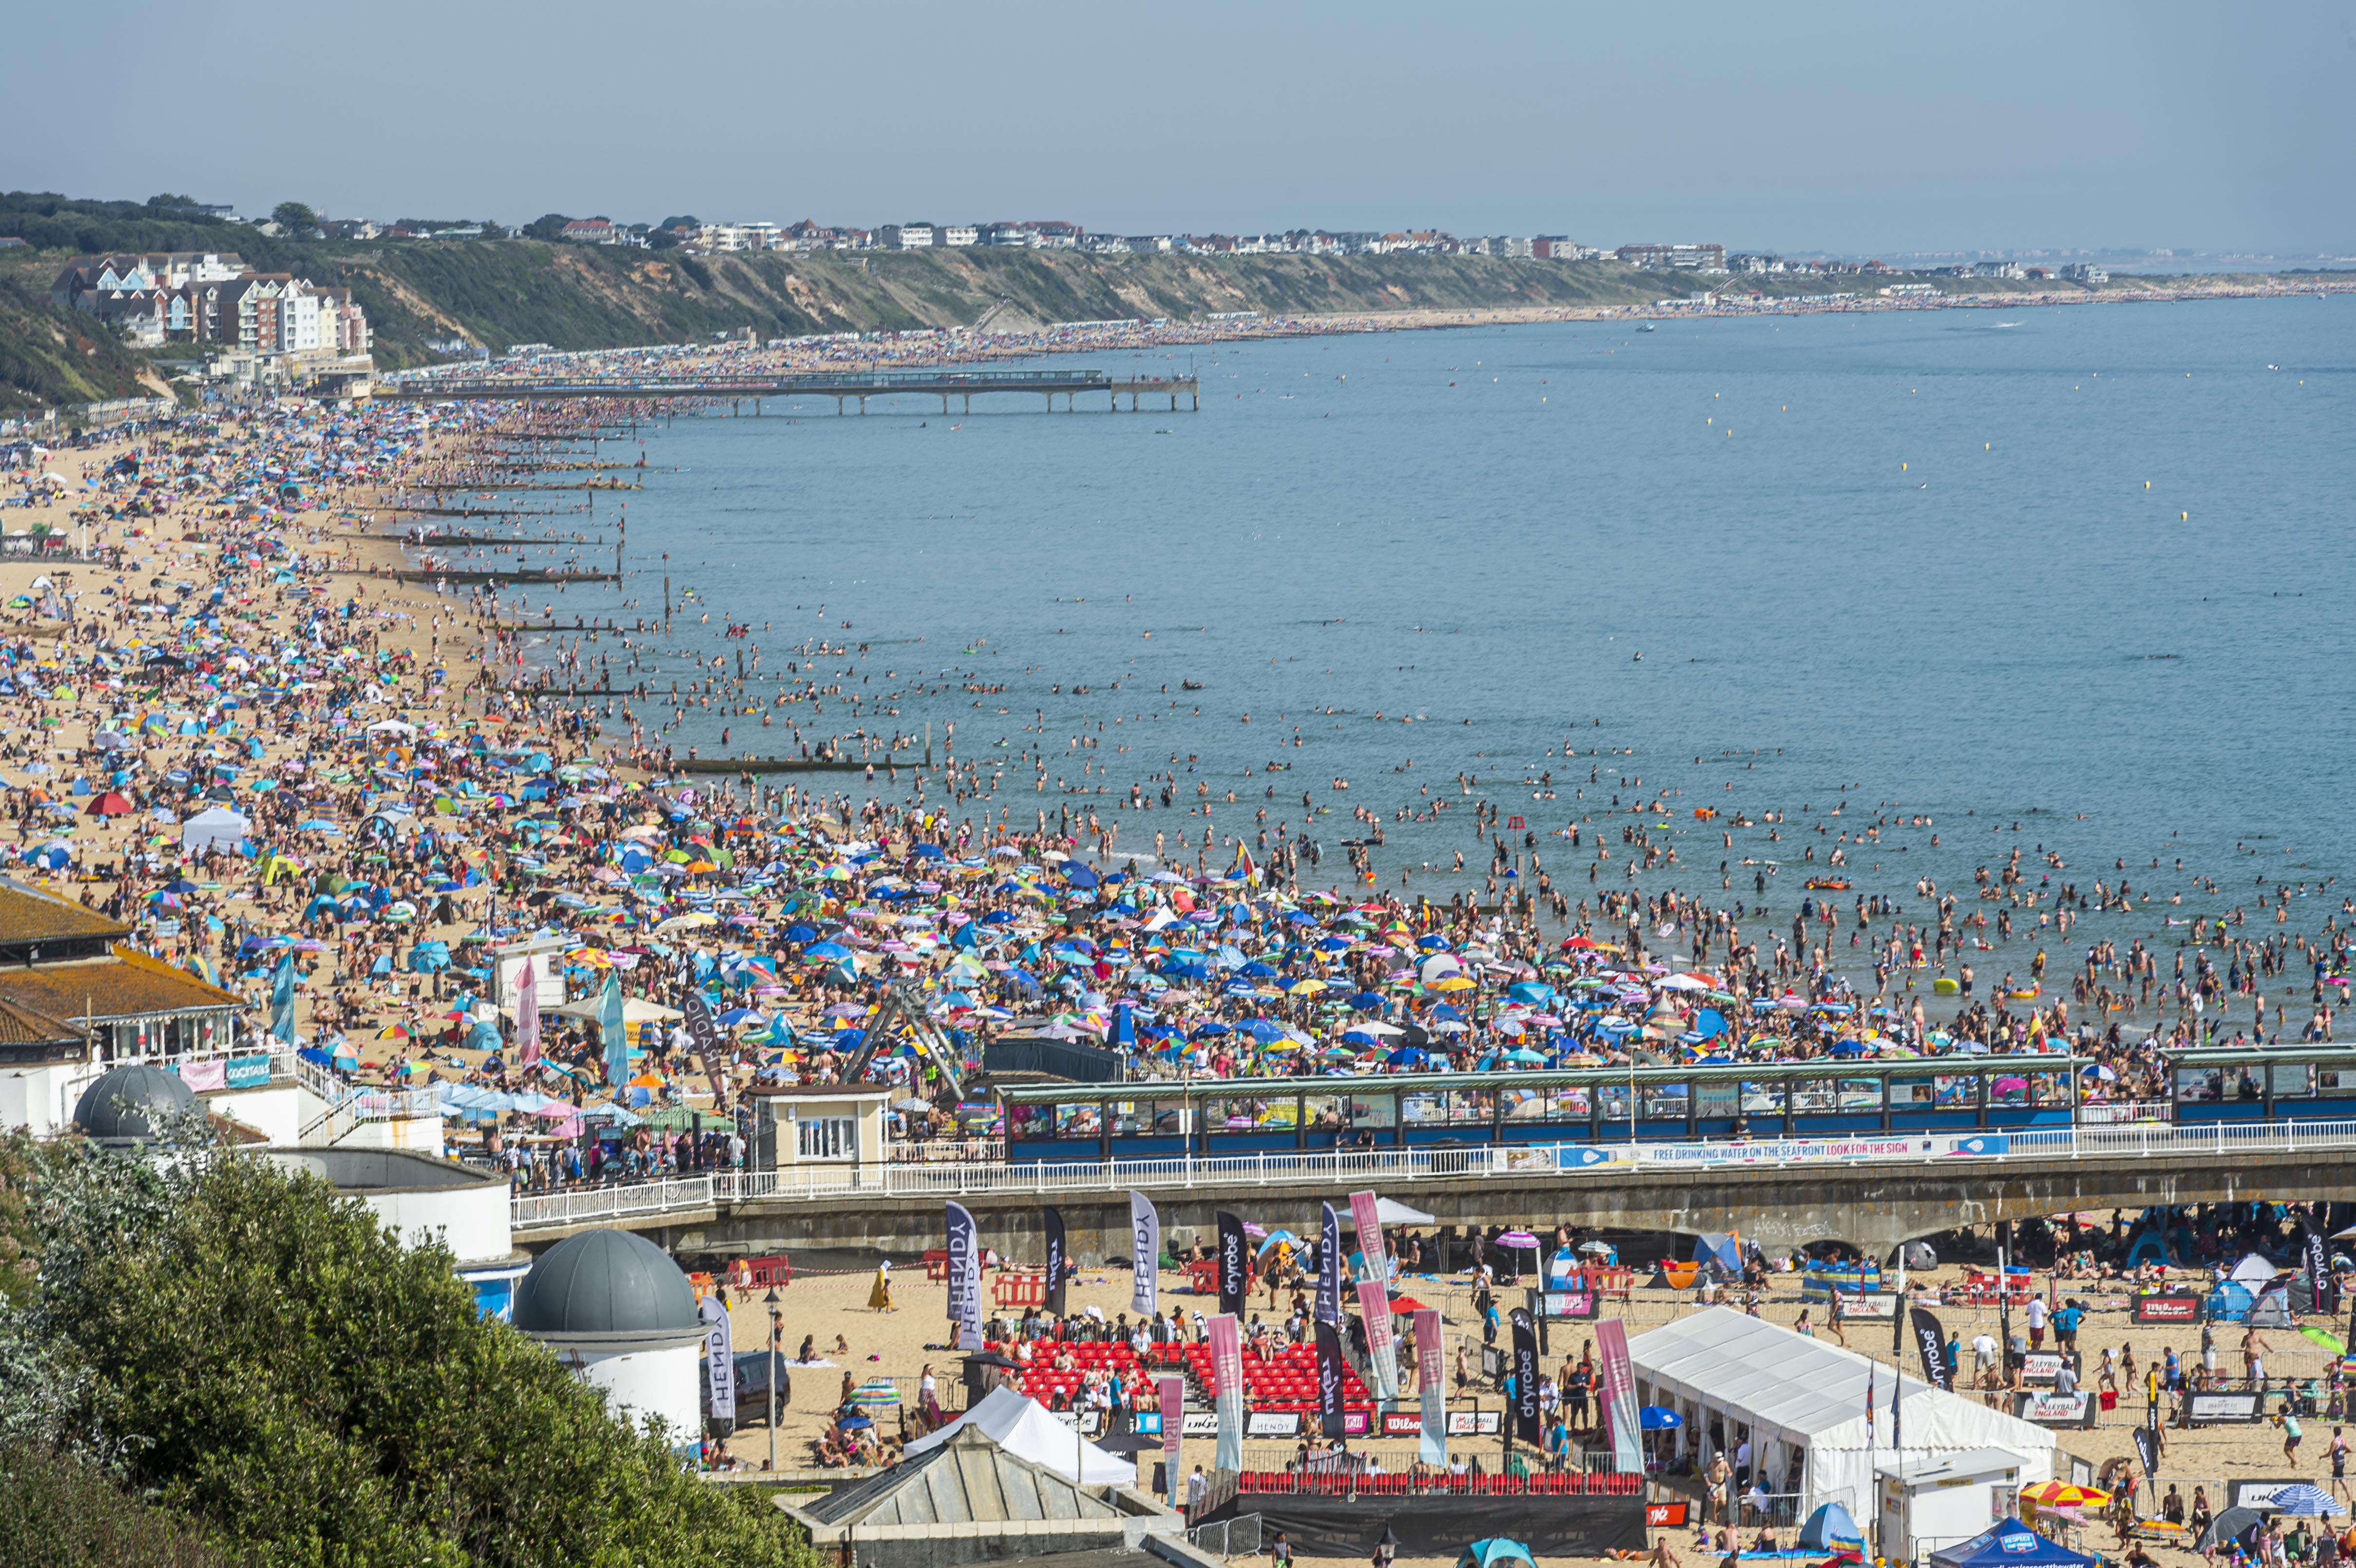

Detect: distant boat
1639,324,1657,332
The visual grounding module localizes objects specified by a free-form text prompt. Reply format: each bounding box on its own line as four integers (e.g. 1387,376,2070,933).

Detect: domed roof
72,1062,197,1143
514,1227,699,1338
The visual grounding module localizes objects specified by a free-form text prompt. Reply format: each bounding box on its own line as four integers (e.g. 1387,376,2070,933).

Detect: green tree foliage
0,1442,213,1568
0,1137,811,1568
269,201,319,233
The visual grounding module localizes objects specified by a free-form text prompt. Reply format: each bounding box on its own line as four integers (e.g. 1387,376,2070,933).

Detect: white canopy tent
181,805,251,856
1628,1308,2052,1523
900,1385,1133,1485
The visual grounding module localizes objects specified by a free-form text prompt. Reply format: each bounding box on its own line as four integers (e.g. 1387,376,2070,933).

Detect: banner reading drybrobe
1208,1311,1245,1473
1217,1210,1248,1318
1130,1191,1161,1317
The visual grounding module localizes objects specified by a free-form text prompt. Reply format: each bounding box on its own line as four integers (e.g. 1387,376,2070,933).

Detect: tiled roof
0,882,130,945
0,996,80,1045
0,950,245,1024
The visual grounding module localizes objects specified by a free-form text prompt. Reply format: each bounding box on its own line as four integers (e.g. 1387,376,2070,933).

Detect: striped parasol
849,1378,901,1407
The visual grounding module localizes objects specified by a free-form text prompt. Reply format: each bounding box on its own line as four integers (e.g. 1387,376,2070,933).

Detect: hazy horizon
17,0,2356,257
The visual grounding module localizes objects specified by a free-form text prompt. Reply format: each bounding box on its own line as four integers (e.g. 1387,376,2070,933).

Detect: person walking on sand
869,1259,896,1313
2245,1325,2273,1389
2330,1427,2350,1509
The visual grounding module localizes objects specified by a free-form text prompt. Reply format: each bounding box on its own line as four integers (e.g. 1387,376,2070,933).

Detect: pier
390,367,1202,415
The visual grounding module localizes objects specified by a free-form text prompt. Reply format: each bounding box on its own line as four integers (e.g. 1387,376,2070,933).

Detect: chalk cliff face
276,244,1720,368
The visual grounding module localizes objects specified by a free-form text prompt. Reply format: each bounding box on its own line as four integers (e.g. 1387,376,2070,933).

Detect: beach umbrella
1639,1406,1682,1431
2021,1483,2109,1510
2268,1486,2334,1517
849,1378,900,1407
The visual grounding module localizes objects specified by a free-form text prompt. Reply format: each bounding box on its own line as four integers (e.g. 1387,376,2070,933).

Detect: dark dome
72,1063,198,1143
514,1228,699,1337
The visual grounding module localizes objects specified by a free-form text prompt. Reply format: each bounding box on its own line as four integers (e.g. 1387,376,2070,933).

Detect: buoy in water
2145,481,2151,489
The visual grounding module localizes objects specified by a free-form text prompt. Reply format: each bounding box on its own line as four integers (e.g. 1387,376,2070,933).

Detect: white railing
510,1117,2356,1228
512,1176,715,1231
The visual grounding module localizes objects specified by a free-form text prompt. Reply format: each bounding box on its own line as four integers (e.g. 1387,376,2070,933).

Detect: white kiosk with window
750,1083,893,1174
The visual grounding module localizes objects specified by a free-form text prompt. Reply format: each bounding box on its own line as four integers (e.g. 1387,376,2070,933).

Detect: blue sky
19,0,2356,255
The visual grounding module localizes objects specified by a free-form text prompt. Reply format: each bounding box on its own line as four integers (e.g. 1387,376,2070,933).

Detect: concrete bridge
510,1119,2356,1264
388,368,1200,415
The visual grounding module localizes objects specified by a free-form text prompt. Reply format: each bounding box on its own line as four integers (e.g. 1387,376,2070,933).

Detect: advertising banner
1130,1191,1161,1317
1596,1319,1644,1474
2189,1393,2264,1424
1317,1203,1341,1325
702,1292,735,1426
1511,1307,1541,1443
1541,1290,1602,1320
1044,1207,1068,1319
1910,1308,1952,1391
2131,1293,2203,1325
1358,1280,1398,1401
2015,1391,2095,1427
1416,1306,1445,1468
1217,1211,1248,1318
1348,1190,1389,1282
223,1052,273,1090
1315,1319,1347,1439
945,1202,983,1350
1208,1312,1245,1473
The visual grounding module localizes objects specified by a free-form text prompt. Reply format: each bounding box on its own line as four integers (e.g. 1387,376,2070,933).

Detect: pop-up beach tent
1628,1308,2052,1524
1930,1520,2094,1568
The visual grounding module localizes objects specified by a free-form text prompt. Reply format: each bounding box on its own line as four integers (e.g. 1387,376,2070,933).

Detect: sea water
532,294,2354,950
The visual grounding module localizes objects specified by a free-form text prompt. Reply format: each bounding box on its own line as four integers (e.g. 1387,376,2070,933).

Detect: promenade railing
510,1117,2356,1229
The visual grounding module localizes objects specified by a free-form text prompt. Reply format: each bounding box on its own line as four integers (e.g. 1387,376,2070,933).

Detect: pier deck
389,367,1200,414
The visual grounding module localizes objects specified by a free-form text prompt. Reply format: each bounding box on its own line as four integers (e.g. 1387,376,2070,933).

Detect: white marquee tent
1628,1307,2053,1522
900,1385,1133,1485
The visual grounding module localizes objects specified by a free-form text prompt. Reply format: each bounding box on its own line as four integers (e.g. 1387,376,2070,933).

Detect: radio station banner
1044,1207,1069,1318
701,1294,736,1426
2016,1390,2095,1428
1597,1319,1644,1474
945,1202,983,1350
2190,1392,2264,1424
1348,1190,1389,1281
1159,1375,1183,1467
1209,1312,1245,1472
1416,1306,1445,1467
1317,1203,1342,1325
1130,1191,1160,1317
2132,1292,2203,1325
1358,1280,1399,1401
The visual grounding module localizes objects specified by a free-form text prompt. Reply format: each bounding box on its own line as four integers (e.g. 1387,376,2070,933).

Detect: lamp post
765,1286,784,1472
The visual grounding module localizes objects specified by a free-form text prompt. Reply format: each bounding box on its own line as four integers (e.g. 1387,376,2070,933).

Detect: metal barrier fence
1189,1513,1263,1559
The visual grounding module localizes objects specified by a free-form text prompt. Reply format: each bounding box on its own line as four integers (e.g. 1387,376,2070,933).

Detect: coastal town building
1617,242,1728,270
49,252,368,358
880,223,937,249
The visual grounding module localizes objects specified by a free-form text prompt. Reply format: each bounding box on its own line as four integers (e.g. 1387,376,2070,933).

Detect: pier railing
505,1116,2356,1230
